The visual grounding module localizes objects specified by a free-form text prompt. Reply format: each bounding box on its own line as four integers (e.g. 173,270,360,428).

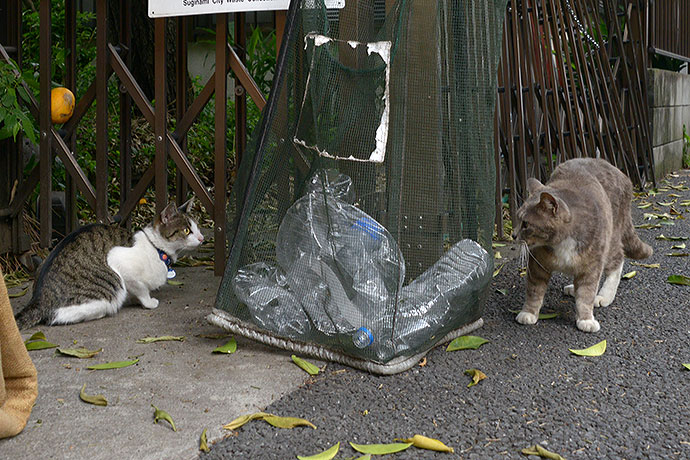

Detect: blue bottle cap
355,327,374,346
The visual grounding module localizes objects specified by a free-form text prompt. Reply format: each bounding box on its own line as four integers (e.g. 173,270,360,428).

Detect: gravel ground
204,170,690,460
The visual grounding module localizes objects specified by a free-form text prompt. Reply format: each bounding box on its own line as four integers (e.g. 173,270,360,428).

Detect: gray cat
15,200,204,329
513,158,653,332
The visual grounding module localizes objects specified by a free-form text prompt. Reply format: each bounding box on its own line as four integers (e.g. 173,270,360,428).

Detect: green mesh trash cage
209,0,508,374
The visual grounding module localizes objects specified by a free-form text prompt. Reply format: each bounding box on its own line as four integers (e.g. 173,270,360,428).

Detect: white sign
148,0,344,18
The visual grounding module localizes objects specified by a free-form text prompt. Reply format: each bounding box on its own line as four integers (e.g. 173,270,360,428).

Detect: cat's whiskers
519,241,548,274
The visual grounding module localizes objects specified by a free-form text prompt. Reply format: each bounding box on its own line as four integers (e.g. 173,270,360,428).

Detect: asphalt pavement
204,169,690,460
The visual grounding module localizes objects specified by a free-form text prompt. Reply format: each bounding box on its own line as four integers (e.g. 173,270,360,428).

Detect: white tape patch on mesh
293,33,391,164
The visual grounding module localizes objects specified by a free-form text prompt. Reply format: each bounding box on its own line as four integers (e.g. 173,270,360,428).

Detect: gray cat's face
514,180,570,249
154,201,204,252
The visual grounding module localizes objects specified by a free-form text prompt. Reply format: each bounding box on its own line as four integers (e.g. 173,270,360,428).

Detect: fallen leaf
446,335,489,351
25,340,59,351
622,271,637,279
658,201,676,206
24,331,58,350
79,384,107,406
569,340,607,357
673,243,687,250
199,428,210,453
223,412,315,431
9,286,29,298
152,404,177,431
136,336,185,344
668,275,690,286
665,253,689,257
683,364,690,370
297,442,340,460
495,251,502,259
637,203,652,209
464,368,486,387
57,347,103,359
167,280,184,286
349,442,412,455
419,357,427,367
25,331,47,342
396,434,454,453
223,412,270,431
263,415,316,429
291,355,319,375
631,262,660,269
213,338,237,354
496,288,508,296
492,242,506,248
493,263,505,277
521,444,566,459
635,223,661,229
87,358,139,370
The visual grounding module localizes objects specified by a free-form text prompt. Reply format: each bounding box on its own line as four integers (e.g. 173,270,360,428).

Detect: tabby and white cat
513,158,652,333
15,200,204,328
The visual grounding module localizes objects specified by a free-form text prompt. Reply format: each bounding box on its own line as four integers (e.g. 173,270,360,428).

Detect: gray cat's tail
623,225,653,259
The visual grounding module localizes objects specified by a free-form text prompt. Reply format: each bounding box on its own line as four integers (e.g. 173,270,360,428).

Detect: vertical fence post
215,14,228,276
235,13,247,171
65,0,77,234
176,15,189,207
96,0,109,221
39,0,53,247
154,17,168,213
120,0,133,226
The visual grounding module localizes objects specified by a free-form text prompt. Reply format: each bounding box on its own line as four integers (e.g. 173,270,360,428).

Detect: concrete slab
653,139,684,180
1,262,318,460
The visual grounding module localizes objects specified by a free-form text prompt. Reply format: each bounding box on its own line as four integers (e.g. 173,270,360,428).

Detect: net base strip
206,309,484,375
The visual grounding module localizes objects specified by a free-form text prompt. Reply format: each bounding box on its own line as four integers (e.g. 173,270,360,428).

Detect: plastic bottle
353,327,374,348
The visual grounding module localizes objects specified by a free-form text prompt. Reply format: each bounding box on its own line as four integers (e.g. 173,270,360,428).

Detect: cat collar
157,249,177,279
144,230,176,279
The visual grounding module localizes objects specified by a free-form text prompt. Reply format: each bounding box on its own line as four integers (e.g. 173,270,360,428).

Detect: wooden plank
214,13,228,275
154,18,168,213
39,0,52,246
96,0,109,222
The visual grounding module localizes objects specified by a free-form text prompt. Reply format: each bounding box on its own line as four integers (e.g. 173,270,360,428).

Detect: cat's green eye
183,228,190,235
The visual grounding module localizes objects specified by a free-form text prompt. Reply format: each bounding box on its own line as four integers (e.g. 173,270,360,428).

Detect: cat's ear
178,196,195,214
159,201,179,224
527,178,543,196
539,192,559,215
539,192,571,221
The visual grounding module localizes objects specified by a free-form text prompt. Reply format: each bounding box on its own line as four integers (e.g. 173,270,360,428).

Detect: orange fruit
51,87,75,124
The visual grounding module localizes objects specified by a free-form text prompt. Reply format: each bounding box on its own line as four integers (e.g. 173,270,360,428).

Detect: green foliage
245,27,277,97
22,1,97,93
0,58,38,144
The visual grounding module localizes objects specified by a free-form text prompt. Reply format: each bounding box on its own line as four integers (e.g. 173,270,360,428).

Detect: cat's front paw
142,298,159,310
576,318,600,333
516,311,538,325
563,284,575,297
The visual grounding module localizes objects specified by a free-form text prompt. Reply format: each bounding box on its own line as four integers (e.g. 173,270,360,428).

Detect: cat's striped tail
623,225,653,259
